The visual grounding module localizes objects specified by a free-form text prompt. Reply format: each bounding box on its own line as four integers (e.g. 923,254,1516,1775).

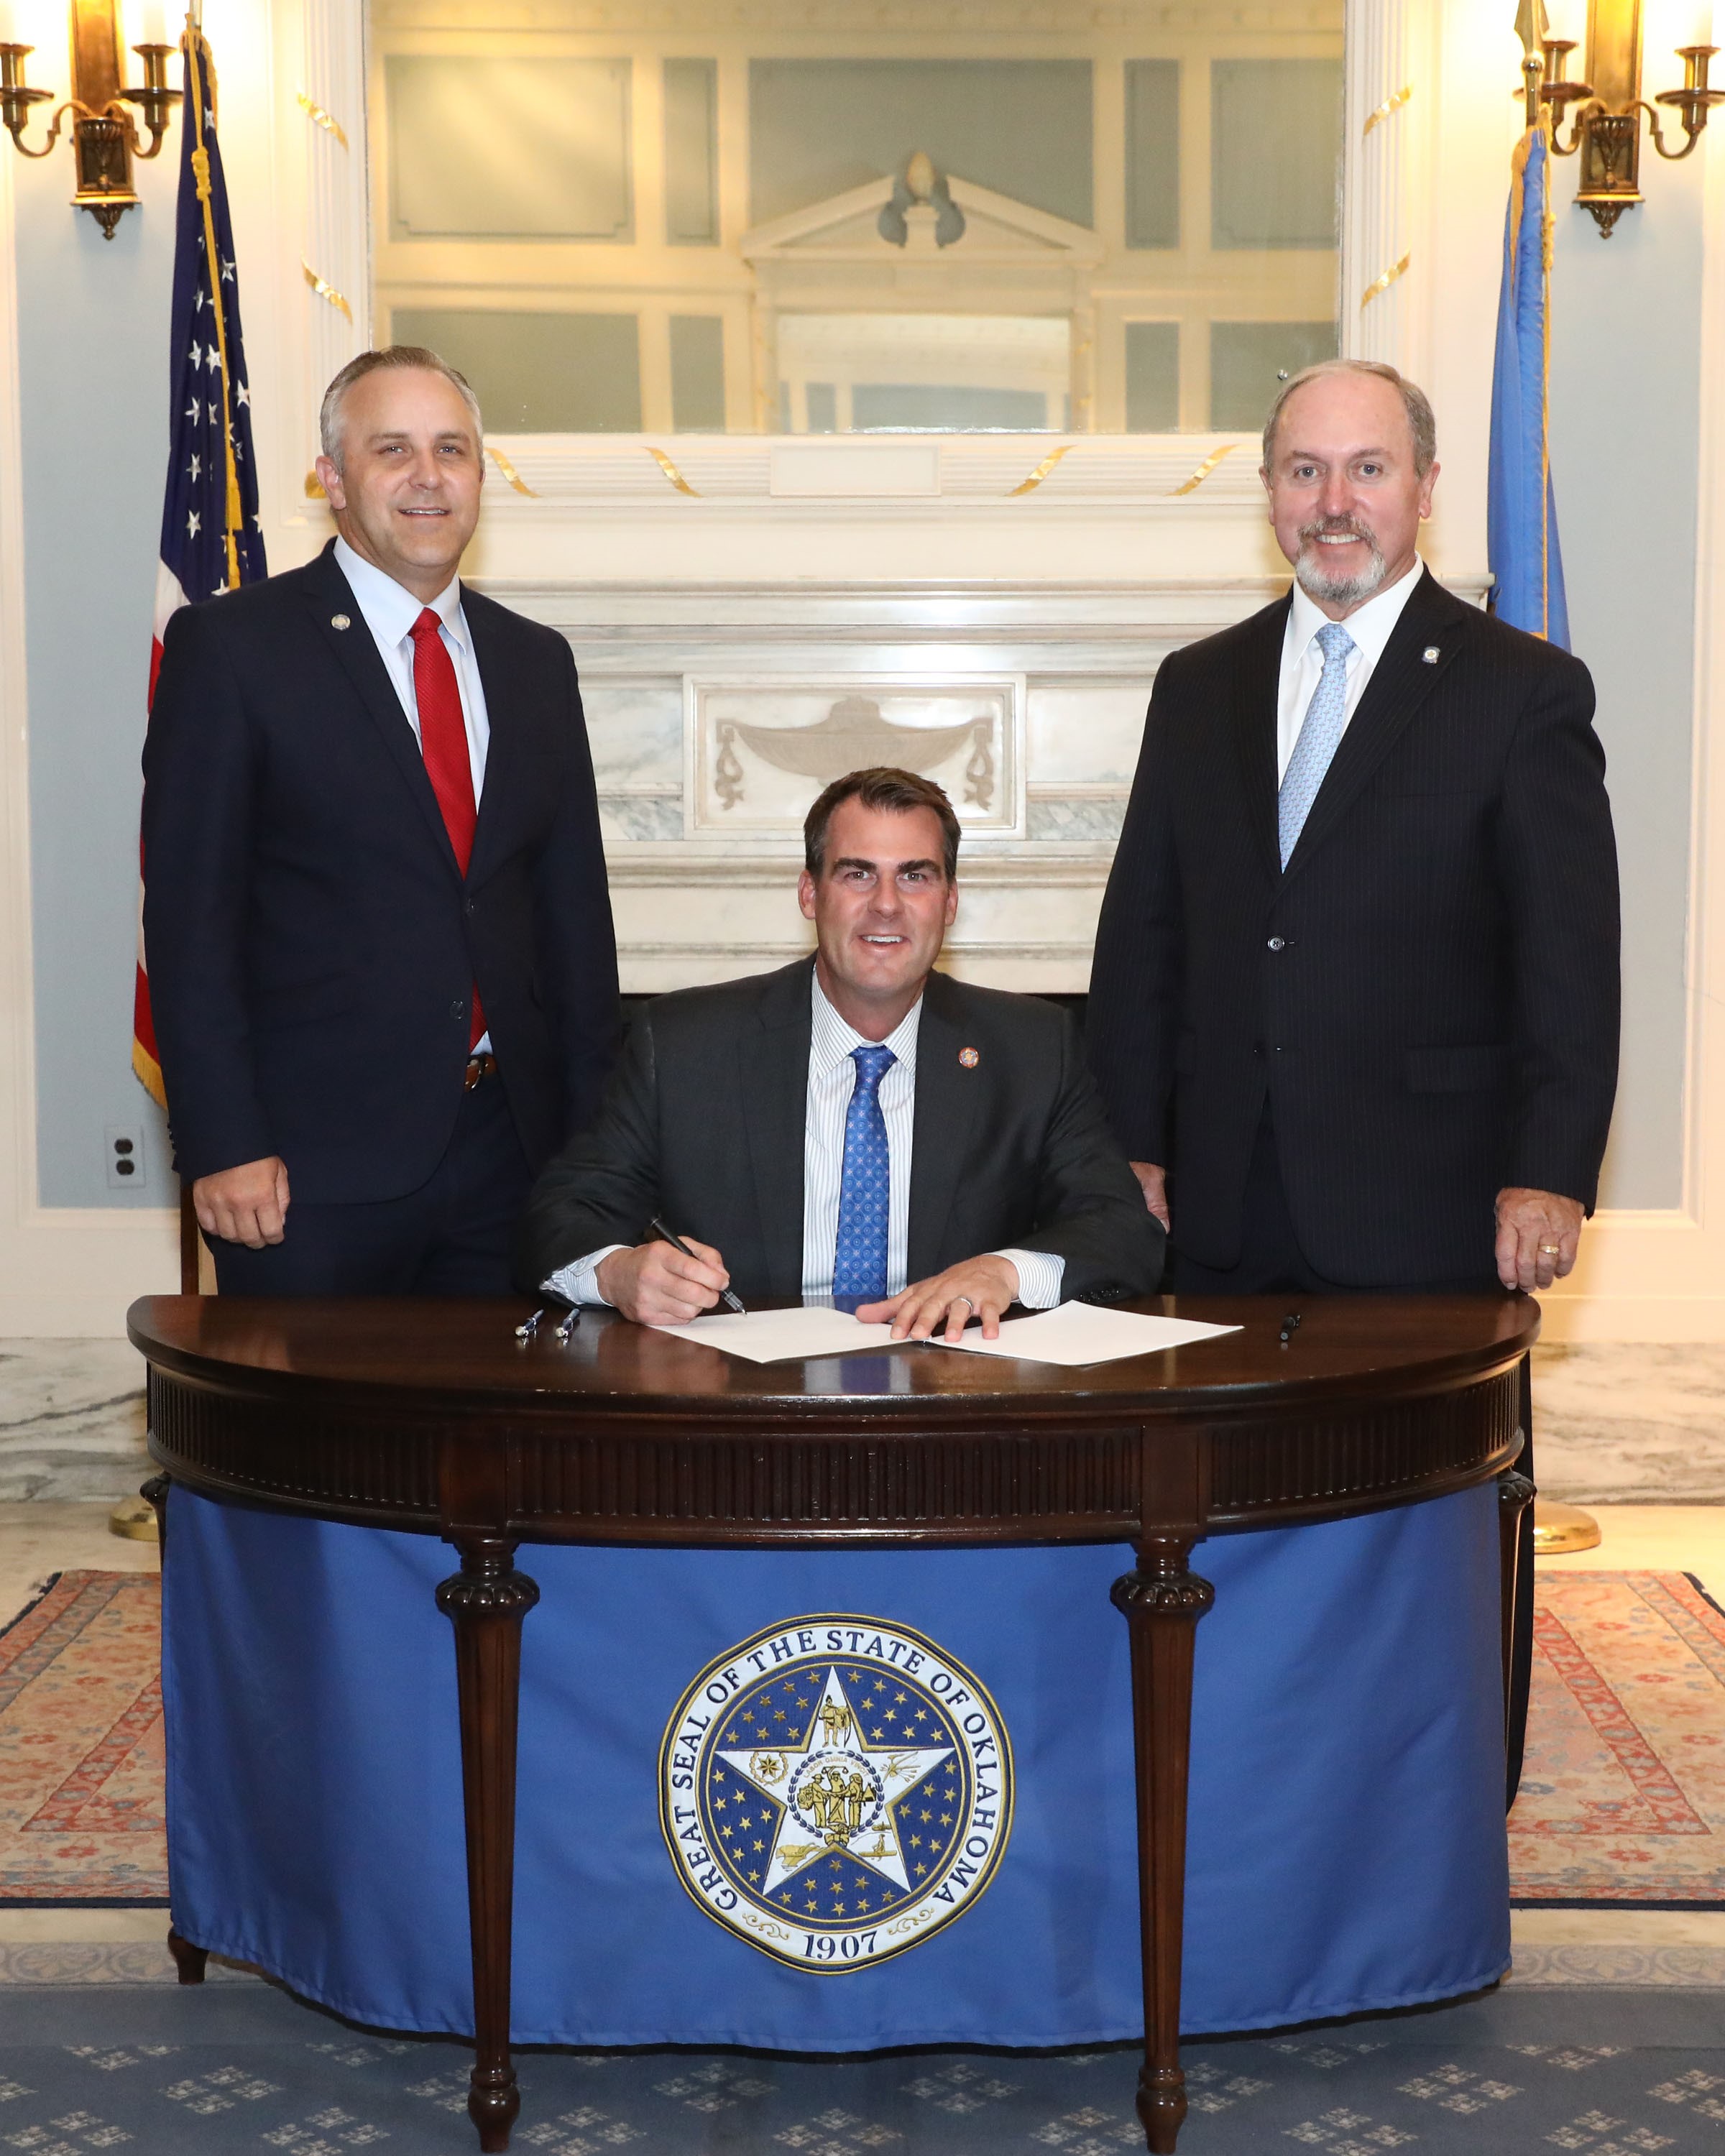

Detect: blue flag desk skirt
160,1481,1509,2048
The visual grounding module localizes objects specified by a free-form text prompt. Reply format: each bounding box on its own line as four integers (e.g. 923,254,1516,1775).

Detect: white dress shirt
334,536,490,803
546,971,1066,1311
334,536,492,1051
1276,557,1425,784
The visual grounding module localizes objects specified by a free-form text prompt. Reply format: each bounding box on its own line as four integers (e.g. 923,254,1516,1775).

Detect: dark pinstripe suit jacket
1086,569,1621,1286
515,958,1163,1305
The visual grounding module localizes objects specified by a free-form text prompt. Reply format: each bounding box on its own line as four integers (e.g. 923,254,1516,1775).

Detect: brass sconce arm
1515,14,1723,233
0,46,63,155
2,8,181,236
1645,45,1725,155
116,43,176,159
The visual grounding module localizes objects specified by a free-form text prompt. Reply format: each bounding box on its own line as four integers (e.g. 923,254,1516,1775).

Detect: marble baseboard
0,1341,147,1503
1532,1344,1725,1504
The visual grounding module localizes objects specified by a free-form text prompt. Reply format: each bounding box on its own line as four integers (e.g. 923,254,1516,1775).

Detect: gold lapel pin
959,1046,980,1069
1422,645,1440,663
331,613,351,631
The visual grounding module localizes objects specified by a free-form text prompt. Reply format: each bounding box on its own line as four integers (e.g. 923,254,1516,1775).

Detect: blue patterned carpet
0,1981,1717,2154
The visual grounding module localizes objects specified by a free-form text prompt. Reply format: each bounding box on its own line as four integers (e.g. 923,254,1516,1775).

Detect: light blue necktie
832,1044,896,1307
1278,620,1356,870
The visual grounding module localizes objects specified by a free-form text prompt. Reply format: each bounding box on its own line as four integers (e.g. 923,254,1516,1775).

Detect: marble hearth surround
499,566,1492,996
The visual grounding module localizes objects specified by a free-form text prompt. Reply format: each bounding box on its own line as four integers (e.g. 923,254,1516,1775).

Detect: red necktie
410,609,485,1050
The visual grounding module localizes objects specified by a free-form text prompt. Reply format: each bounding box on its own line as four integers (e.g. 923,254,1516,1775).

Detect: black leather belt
464,1052,499,1091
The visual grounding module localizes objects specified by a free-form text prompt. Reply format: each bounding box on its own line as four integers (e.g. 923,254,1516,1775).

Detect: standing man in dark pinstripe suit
1087,360,1619,1797
1088,359,1619,1302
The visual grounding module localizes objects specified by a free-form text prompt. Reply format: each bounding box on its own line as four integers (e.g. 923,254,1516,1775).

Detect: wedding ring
954,1296,974,1313
1538,1243,1561,1256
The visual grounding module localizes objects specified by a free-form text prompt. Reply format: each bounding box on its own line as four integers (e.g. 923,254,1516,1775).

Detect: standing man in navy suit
1087,359,1619,1793
142,346,617,1293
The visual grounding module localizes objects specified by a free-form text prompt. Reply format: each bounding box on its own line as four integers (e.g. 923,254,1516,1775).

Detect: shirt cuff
991,1249,1066,1310
543,1246,627,1307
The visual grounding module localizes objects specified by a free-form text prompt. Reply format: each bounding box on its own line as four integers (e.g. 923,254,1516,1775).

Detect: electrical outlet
105,1123,144,1190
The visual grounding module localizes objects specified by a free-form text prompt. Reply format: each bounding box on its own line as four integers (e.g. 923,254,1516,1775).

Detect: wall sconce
0,1,180,238
1519,0,1724,234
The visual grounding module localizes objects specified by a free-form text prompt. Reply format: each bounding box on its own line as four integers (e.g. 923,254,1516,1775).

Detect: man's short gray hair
1260,359,1438,476
318,346,484,473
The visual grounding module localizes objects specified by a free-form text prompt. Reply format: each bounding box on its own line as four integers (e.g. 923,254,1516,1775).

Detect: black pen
650,1215,746,1314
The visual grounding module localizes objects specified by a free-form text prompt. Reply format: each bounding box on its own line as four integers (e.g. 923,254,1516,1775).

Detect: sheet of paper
652,1306,899,1364
926,1303,1241,1368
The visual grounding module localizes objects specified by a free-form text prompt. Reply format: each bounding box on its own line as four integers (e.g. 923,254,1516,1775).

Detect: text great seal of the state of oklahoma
658,1613,1014,1971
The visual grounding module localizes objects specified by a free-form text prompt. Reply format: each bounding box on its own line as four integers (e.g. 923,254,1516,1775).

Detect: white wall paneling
0,0,1706,1333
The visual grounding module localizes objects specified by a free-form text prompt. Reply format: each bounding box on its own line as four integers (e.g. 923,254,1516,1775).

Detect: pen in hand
649,1215,747,1314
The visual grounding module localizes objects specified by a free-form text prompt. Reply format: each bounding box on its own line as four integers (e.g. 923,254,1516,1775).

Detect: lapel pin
958,1046,980,1069
331,613,351,630
1422,645,1440,663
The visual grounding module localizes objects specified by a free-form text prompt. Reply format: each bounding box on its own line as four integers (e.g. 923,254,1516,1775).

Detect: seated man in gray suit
518,767,1162,1338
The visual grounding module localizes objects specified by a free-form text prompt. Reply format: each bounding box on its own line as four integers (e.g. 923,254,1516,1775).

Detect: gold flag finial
1515,0,1548,55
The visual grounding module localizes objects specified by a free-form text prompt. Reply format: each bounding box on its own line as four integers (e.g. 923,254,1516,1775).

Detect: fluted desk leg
1498,1468,1536,1742
438,1537,540,2154
1113,1536,1215,2156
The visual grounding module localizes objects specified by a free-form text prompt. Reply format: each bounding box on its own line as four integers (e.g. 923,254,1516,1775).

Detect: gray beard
1294,533,1389,610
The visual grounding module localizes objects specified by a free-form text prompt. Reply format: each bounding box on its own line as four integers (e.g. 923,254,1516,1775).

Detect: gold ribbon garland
308,448,539,500
1169,441,1243,496
300,258,354,322
644,446,701,497
295,88,349,149
1006,443,1075,497
1362,85,1413,137
485,445,538,497
1360,252,1412,309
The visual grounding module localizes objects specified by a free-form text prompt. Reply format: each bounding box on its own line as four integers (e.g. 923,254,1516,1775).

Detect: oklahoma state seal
659,1613,1014,1971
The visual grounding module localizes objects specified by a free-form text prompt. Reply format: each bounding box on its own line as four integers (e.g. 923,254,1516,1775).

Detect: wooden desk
128,1291,1537,2156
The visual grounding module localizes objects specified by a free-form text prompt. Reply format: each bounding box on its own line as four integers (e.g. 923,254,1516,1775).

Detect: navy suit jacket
1087,570,1621,1286
142,541,618,1202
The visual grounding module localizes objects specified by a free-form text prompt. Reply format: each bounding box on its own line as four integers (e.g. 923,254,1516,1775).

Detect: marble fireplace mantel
487,573,1491,996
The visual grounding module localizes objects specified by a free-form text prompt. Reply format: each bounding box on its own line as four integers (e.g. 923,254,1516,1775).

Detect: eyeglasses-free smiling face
798,800,959,1039
315,366,484,602
1261,370,1438,619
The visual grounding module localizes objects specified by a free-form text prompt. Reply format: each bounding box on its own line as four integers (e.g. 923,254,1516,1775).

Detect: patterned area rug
1512,1570,1725,1906
0,1571,167,1904
7,1567,1724,1913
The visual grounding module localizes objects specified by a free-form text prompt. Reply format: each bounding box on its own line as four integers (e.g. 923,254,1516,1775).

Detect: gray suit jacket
515,957,1164,1304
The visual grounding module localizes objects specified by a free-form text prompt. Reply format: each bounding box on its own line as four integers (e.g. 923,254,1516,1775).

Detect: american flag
133,18,266,1107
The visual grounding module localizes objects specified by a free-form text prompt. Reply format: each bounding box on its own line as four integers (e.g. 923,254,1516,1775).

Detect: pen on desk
650,1215,747,1314
1278,1310,1303,1346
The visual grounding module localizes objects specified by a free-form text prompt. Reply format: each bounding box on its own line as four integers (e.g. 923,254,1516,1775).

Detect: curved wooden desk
128,1291,1537,2156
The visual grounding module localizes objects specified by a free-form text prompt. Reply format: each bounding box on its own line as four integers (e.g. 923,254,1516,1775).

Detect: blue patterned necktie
832,1044,896,1306
1278,620,1357,870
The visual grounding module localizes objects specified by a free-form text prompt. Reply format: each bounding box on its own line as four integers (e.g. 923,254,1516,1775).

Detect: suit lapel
1230,596,1290,883
1282,569,1471,880
463,588,523,893
741,962,814,1292
299,545,462,883
908,975,982,1279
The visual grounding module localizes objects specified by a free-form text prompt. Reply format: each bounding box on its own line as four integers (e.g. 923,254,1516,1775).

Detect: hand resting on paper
858,1254,1021,1344
597,1236,732,1325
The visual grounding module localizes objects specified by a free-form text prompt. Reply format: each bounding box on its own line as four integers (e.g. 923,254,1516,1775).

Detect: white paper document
652,1306,899,1364
926,1303,1241,1368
